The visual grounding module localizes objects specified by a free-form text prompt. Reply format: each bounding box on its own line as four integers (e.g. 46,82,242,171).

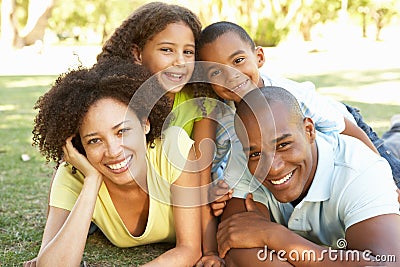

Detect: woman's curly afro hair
32,57,172,165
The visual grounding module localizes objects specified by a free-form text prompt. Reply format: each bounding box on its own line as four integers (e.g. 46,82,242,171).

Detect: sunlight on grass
0,105,16,111
2,78,53,89
318,83,400,105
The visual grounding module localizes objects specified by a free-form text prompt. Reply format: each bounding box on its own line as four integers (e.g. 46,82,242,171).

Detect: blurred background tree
349,0,399,40
0,0,399,49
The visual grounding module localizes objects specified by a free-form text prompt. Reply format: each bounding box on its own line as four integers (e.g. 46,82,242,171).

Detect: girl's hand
63,136,101,179
196,253,225,267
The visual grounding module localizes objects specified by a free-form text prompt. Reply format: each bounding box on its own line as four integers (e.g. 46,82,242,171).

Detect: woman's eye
88,138,100,145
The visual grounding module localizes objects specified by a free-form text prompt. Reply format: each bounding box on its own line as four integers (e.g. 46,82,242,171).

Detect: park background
1,0,400,266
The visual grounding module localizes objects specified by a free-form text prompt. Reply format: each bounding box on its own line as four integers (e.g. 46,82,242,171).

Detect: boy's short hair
197,21,255,57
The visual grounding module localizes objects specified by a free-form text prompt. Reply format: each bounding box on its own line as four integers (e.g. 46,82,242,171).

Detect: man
216,86,400,266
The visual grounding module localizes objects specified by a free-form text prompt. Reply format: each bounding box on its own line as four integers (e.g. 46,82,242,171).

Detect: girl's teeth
167,73,182,78
107,156,131,170
233,80,247,90
271,172,293,185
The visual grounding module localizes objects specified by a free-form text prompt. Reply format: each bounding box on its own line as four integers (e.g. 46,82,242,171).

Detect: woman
25,59,201,266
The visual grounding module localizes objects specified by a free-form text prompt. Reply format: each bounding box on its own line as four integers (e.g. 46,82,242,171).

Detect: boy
196,21,400,210
216,86,400,266
382,114,400,159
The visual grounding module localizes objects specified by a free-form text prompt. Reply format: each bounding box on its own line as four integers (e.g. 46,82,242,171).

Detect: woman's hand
63,136,101,180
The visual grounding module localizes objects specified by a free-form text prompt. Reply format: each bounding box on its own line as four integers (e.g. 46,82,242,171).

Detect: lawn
0,67,399,266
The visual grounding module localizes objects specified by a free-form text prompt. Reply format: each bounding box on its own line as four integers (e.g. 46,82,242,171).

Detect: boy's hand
195,253,225,267
209,180,233,216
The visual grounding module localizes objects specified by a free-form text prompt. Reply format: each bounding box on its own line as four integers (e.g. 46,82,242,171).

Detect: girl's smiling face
134,21,196,94
79,98,149,185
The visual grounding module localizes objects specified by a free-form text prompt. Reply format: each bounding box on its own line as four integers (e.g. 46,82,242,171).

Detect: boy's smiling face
198,31,265,102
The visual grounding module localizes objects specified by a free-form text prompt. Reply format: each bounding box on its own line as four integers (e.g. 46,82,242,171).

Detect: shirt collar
301,132,335,203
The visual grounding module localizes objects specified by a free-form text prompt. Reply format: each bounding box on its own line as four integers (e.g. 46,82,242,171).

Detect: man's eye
277,142,290,149
250,152,261,158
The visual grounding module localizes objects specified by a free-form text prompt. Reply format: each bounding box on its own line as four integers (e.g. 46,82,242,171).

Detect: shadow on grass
83,231,174,266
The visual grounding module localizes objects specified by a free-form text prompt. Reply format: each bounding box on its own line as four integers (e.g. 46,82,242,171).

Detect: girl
97,2,222,266
24,59,201,266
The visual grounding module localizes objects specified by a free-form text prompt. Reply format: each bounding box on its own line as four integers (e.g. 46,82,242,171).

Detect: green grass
0,71,398,266
0,76,55,266
289,67,400,136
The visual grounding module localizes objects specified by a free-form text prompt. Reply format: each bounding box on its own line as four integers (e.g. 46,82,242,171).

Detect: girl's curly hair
32,58,172,166
96,2,217,115
97,2,202,62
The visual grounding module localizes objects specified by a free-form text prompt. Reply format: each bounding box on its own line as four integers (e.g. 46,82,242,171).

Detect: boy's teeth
107,156,131,170
271,172,293,185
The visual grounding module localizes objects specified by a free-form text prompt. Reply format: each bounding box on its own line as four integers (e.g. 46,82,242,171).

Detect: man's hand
216,194,271,258
209,180,233,217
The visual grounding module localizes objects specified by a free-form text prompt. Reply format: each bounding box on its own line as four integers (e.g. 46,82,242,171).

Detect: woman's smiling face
79,98,149,185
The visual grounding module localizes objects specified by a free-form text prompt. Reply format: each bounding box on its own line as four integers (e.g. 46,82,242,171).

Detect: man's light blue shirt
252,132,399,247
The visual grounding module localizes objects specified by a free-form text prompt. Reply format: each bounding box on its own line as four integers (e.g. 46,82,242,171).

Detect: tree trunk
19,0,54,47
0,0,18,48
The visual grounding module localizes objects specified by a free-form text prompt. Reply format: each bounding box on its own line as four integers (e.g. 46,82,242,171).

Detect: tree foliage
1,0,399,48
48,0,148,43
349,0,399,40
